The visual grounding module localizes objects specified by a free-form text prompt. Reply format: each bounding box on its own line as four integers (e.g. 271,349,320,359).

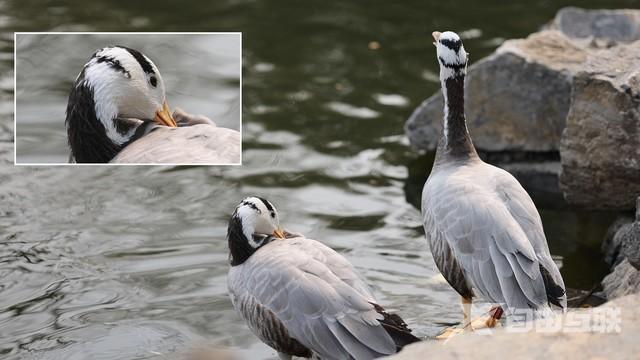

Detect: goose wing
227,237,397,359
111,124,240,164
422,165,553,311
492,167,567,308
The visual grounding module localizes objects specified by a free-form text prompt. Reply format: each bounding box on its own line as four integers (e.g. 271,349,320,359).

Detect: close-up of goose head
65,46,177,163
227,197,285,265
432,31,468,79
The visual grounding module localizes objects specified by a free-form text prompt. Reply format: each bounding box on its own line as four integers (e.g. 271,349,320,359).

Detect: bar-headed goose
65,46,240,164
227,197,420,359
421,31,566,337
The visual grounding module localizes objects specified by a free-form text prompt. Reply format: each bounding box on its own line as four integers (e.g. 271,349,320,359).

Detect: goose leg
469,305,504,329
462,296,472,328
435,296,472,340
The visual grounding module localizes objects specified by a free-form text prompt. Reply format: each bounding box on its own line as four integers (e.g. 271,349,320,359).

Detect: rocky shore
402,7,640,357
387,292,640,359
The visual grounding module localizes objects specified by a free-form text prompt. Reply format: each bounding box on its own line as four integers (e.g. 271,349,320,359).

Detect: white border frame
14,32,243,166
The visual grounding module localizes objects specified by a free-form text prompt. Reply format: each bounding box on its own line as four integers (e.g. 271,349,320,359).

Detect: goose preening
421,31,566,337
227,197,420,359
65,46,241,164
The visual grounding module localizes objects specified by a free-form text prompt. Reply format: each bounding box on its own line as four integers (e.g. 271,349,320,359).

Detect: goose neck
438,72,477,162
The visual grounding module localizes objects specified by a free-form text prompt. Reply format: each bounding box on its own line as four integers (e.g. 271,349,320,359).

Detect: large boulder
548,8,640,210
558,57,640,210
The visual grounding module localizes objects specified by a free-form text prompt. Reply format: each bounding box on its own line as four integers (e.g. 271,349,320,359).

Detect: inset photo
15,32,241,165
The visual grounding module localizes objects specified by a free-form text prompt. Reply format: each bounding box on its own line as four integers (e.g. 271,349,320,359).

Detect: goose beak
273,228,285,239
432,31,442,44
154,101,177,127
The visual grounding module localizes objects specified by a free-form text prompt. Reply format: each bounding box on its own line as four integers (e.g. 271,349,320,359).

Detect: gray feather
338,315,395,354
112,124,240,164
327,320,382,360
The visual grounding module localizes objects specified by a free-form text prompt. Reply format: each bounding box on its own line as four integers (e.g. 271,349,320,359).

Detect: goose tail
371,303,421,351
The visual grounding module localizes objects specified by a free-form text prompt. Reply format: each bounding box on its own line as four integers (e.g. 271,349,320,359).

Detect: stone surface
602,215,635,267
549,7,640,43
603,197,640,270
387,293,640,359
602,260,640,299
601,197,640,299
620,222,640,270
559,63,640,210
551,8,640,210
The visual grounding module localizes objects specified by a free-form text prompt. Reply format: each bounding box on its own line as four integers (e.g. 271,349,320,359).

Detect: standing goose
65,46,240,164
227,197,419,359
421,31,566,335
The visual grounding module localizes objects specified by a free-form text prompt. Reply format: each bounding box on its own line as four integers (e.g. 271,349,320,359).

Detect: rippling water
0,0,636,359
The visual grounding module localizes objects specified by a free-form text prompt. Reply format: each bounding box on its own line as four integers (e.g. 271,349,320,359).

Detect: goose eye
149,76,157,87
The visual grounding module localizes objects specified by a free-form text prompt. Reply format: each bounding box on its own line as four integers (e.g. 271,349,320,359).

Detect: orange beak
273,228,285,239
153,101,177,127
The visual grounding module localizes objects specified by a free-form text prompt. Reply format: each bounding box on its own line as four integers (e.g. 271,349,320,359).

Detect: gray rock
601,197,640,301
387,293,640,359
559,59,640,210
620,223,640,270
549,7,640,43
600,198,640,300
602,215,635,267
611,197,640,270
602,260,640,299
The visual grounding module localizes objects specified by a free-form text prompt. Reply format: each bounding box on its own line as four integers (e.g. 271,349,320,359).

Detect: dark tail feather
540,264,566,308
371,303,421,351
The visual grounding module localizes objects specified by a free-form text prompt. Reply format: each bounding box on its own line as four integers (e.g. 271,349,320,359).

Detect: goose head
227,197,285,265
65,46,177,163
432,31,468,79
232,196,285,245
